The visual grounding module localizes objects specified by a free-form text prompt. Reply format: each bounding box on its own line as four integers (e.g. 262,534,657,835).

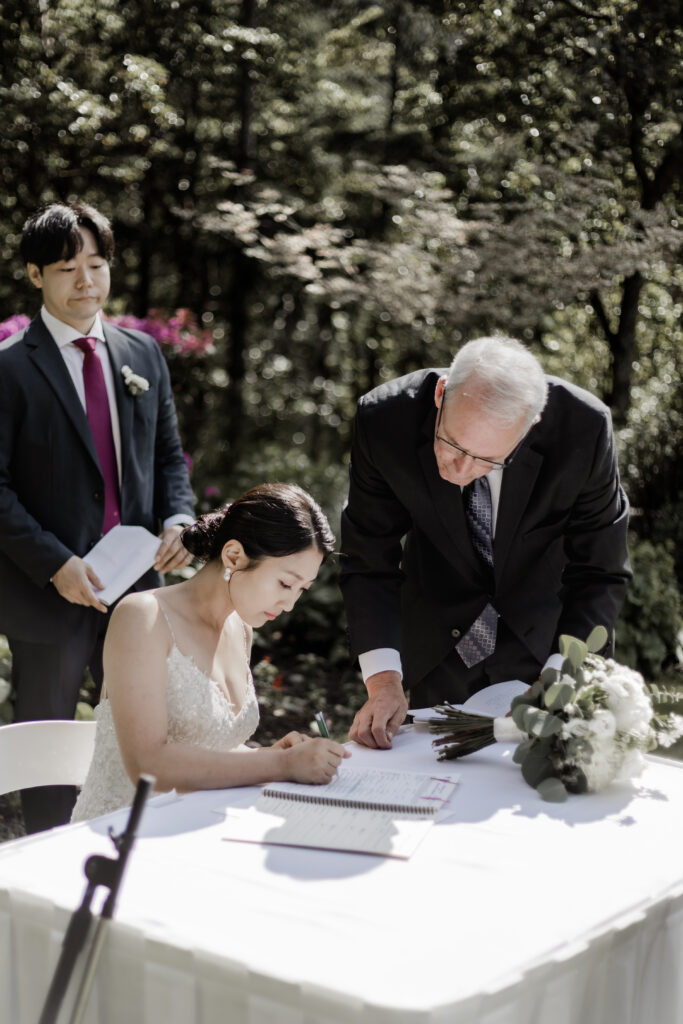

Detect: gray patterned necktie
456,476,499,668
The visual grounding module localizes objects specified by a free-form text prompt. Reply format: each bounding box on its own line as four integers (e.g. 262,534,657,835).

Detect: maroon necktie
73,337,121,534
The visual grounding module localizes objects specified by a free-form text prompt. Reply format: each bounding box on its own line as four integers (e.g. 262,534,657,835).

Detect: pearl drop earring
224,568,232,583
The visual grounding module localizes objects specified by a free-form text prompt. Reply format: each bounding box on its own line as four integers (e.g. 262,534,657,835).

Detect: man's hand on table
349,671,408,749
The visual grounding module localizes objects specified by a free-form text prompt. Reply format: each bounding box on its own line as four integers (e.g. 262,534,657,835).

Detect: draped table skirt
2,727,683,1024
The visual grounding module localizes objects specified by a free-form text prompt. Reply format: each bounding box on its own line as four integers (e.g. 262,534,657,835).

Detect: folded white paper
83,524,161,605
409,679,531,722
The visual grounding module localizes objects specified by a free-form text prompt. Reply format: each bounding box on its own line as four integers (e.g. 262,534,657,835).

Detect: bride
72,483,349,821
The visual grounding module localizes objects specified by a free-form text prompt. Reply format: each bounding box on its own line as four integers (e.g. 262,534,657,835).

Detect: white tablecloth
2,727,683,1024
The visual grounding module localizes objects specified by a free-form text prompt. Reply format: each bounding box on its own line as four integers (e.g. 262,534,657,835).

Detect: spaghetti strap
157,600,177,645
241,620,253,688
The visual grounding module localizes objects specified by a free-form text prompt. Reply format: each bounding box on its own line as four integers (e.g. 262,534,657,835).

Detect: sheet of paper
83,524,161,605
221,801,435,859
409,679,530,722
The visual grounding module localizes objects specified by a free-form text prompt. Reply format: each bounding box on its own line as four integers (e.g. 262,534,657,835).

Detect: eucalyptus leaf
531,735,556,755
530,711,555,738
536,776,568,802
539,666,560,687
521,751,556,788
558,635,588,669
512,738,534,764
538,714,563,738
523,708,547,733
544,681,574,711
586,625,608,653
567,638,587,670
511,704,532,730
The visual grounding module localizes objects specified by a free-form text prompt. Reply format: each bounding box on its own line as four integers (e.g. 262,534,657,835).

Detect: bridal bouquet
429,626,683,801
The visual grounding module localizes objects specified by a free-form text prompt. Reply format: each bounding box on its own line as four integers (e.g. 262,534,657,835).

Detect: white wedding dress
71,607,260,822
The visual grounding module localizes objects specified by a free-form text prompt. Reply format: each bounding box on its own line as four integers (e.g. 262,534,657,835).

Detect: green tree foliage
616,538,682,679
0,0,681,672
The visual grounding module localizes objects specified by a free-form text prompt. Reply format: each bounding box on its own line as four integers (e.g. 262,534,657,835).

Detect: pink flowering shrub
110,309,213,355
0,309,212,356
0,314,30,342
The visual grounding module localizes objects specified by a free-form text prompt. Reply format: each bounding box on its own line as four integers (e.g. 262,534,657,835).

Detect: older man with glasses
340,335,631,750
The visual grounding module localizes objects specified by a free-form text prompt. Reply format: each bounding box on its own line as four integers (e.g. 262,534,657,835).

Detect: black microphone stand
38,773,155,1024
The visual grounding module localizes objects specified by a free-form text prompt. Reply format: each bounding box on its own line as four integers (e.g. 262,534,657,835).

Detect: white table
2,727,683,1024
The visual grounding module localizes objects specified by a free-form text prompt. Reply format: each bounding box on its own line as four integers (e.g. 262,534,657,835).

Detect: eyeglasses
435,401,526,469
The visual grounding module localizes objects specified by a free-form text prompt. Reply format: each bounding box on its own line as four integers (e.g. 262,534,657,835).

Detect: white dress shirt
41,307,191,532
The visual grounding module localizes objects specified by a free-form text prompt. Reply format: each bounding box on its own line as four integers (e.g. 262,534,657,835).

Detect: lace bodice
71,623,260,822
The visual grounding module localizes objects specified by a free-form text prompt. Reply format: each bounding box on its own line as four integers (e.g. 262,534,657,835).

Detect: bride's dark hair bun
181,484,334,565
181,508,230,562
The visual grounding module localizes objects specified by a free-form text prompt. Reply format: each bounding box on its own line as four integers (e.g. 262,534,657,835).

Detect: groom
0,201,195,831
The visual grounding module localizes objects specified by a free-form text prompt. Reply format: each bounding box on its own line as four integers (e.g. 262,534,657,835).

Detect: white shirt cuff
162,514,194,531
358,648,403,684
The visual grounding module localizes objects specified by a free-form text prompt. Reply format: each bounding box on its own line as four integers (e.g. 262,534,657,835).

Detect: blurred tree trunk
134,182,154,317
225,0,257,449
592,40,683,424
385,2,401,138
237,0,255,172
590,274,643,426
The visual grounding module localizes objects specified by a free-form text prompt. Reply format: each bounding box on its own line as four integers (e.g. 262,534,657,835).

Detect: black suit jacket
340,369,631,689
0,315,195,642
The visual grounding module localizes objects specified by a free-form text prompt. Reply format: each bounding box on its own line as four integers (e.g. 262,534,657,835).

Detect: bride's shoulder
110,590,166,635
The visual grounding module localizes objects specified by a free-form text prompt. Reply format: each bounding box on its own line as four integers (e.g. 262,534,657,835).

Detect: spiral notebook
221,768,459,859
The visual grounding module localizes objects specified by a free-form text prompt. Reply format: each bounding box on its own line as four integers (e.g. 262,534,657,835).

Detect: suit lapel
24,317,101,470
494,441,543,580
103,324,134,487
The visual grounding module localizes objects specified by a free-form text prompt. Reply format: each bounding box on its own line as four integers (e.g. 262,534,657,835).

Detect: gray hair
444,336,548,430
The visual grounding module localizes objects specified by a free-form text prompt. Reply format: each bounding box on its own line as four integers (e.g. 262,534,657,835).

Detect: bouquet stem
428,706,498,760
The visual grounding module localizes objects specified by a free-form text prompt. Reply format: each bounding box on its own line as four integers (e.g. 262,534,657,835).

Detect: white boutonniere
121,364,150,396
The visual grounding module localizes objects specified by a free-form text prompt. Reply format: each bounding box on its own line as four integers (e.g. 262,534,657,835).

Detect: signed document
221,767,459,859
83,524,161,605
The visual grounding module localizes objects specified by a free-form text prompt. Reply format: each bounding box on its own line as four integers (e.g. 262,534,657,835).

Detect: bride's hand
283,738,351,784
271,731,309,750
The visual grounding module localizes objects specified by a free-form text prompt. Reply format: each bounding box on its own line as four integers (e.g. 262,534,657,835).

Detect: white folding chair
0,719,97,795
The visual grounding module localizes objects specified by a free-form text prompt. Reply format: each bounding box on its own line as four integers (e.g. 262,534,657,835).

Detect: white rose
587,709,617,741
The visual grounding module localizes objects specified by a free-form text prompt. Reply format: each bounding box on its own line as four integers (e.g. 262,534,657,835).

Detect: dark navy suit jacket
340,369,631,690
0,314,194,642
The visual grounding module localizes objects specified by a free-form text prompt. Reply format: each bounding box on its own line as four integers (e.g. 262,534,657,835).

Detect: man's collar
40,306,106,349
